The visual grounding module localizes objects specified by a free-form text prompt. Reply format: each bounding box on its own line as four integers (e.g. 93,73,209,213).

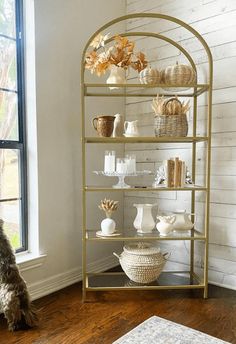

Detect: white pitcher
133,203,157,233
124,120,139,137
156,215,176,236
106,65,126,90
172,209,196,232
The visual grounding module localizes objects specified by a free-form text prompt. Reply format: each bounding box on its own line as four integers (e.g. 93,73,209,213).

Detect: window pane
0,90,18,140
0,0,16,38
0,37,17,90
0,200,21,250
0,148,20,199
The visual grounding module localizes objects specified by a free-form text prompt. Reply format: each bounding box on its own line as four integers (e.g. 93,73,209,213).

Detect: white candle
116,158,127,174
104,151,115,173
130,158,136,174
125,154,136,174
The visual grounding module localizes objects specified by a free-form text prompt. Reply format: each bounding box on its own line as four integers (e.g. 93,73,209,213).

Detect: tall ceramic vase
133,204,157,234
112,113,124,137
106,65,126,90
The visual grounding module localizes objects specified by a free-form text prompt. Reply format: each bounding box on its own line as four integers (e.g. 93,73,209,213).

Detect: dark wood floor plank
0,284,235,344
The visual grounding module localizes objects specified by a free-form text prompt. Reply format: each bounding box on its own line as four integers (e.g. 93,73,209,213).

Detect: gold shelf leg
203,78,213,299
81,75,87,303
203,284,208,299
190,93,197,284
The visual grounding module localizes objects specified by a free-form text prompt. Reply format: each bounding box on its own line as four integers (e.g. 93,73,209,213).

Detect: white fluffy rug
113,316,230,344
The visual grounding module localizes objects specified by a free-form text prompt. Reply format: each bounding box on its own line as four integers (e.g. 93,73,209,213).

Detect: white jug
124,120,139,137
156,215,176,236
133,203,157,233
172,209,196,232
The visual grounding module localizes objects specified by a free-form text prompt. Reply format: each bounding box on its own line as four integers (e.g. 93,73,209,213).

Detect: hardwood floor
0,283,236,344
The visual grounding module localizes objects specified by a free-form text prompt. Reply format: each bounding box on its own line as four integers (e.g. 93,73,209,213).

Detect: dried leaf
85,33,149,76
90,33,110,49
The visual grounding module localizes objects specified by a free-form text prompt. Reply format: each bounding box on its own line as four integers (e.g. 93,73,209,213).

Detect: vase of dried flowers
85,33,147,89
99,198,119,235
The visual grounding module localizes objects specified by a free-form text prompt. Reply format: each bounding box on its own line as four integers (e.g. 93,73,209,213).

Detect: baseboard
28,255,118,301
209,280,236,292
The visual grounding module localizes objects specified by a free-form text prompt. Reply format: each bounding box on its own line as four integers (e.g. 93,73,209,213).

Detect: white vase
133,204,157,233
112,113,124,137
106,65,126,90
101,218,116,235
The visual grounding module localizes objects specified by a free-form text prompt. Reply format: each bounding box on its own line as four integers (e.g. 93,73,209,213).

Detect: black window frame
0,0,28,253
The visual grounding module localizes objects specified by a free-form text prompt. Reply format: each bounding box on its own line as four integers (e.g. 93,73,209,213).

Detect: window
0,0,27,252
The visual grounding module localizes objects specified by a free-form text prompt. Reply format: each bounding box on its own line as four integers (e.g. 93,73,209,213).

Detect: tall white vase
112,113,124,137
133,204,157,233
106,65,126,90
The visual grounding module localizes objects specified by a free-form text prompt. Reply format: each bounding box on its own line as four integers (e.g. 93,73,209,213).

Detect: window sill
16,252,47,272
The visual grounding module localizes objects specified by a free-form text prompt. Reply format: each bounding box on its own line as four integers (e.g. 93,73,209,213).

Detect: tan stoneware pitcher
92,115,115,137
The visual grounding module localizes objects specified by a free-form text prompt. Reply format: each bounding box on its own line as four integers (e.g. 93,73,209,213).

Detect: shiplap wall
125,0,236,289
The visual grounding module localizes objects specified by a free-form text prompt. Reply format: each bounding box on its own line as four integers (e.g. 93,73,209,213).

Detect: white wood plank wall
125,0,236,289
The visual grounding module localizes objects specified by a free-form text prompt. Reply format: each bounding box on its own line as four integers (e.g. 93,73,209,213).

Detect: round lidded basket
113,242,168,284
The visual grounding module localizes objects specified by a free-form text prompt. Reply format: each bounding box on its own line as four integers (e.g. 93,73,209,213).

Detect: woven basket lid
123,242,161,256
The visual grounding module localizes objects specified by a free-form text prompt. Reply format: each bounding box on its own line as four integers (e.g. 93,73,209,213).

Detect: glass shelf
84,136,208,144
86,229,205,241
84,83,209,98
84,185,207,192
87,271,204,291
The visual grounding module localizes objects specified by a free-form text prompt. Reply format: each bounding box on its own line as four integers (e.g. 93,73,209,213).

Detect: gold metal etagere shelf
81,13,213,301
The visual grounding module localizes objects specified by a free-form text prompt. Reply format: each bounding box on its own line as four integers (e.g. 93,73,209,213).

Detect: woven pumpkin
162,62,196,90
139,66,160,85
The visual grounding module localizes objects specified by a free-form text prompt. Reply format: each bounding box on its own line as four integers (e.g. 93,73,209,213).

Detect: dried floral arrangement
151,95,190,116
99,198,119,218
85,33,148,76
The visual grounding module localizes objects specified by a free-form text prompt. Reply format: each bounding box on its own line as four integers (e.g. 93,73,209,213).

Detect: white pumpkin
162,62,196,90
139,66,160,85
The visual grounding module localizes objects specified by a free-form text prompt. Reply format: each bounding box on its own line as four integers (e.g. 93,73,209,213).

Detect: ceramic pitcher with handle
124,120,139,137
172,209,196,231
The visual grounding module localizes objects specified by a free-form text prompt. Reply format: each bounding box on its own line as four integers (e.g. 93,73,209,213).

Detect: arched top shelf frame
81,12,213,86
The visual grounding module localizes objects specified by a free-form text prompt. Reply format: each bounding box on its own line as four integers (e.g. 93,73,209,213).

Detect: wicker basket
154,113,188,137
113,242,168,284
